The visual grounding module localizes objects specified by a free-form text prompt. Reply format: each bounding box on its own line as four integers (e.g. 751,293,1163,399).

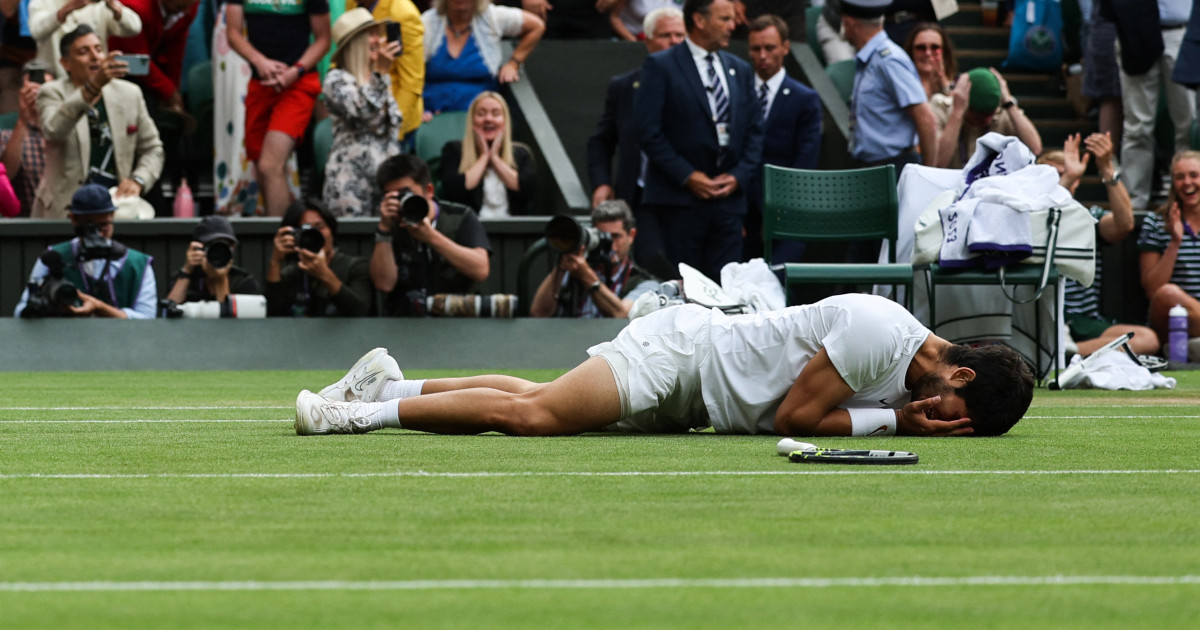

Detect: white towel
938,197,980,268
1057,352,1177,390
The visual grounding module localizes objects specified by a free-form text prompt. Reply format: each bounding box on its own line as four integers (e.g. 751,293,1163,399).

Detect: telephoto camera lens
398,192,429,224
296,224,325,253
205,241,233,268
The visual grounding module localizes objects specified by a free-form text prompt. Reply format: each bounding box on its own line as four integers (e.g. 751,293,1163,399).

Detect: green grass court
1,369,1198,629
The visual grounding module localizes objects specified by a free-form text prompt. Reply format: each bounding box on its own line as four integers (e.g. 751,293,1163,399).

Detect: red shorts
244,72,321,162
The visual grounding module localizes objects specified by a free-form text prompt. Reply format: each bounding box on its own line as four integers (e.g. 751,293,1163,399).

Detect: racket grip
776,438,817,456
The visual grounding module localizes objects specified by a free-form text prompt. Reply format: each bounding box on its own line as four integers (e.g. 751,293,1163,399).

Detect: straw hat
332,8,390,62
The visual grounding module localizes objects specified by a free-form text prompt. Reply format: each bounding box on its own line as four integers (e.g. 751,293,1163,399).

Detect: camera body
284,224,326,258
76,223,117,261
544,215,614,267
20,251,82,318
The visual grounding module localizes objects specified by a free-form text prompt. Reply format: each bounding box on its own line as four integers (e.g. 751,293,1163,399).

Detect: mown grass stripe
2,470,1199,480
2,575,1198,592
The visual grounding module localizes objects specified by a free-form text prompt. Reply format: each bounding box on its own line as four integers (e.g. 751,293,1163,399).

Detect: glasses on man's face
914,43,942,53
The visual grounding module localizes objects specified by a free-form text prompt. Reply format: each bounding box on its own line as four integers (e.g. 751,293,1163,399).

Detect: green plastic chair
824,59,855,105
413,111,469,190
0,112,18,131
312,117,333,177
762,164,913,307
805,5,827,67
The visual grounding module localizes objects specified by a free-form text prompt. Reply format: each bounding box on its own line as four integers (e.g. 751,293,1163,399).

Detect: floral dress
322,68,403,217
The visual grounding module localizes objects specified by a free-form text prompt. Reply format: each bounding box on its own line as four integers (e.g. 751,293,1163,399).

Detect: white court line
1023,415,1199,419
1,575,1197,592
2,470,1199,480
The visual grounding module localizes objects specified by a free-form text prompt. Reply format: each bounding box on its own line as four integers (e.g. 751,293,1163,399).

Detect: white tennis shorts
587,305,713,433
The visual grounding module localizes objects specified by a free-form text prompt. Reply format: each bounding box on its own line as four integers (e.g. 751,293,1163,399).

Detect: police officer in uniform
843,0,938,172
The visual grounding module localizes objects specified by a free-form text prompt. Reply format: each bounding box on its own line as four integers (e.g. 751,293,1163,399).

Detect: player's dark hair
943,344,1034,436
683,0,716,31
376,154,432,190
747,14,789,41
60,24,96,59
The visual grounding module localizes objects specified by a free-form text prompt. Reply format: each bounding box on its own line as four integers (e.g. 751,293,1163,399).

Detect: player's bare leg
297,357,623,437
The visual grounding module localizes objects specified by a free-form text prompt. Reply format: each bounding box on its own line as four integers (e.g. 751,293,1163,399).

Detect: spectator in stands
815,0,855,65
34,25,163,219
634,0,763,281
350,0,425,149
531,200,659,318
266,199,372,317
1039,132,1159,357
744,13,820,262
27,0,140,79
0,61,49,216
587,6,684,280
322,8,403,218
0,0,38,115
438,90,535,218
843,0,936,172
165,215,261,306
931,67,1042,169
107,0,200,210
1112,0,1193,212
903,22,955,100
1138,150,1200,343
14,184,157,318
607,0,674,41
370,153,491,316
420,0,544,119
224,0,331,217
1082,0,1121,149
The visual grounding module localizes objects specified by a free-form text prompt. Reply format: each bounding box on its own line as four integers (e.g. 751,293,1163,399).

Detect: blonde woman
1138,150,1200,343
322,8,403,217
438,91,536,218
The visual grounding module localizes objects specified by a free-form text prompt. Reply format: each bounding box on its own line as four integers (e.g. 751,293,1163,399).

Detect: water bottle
1168,304,1189,363
173,177,195,218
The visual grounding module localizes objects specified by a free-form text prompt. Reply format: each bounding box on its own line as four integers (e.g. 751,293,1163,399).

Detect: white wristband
848,408,897,436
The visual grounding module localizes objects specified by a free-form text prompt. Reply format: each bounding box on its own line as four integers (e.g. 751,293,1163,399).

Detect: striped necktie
758,82,770,118
706,54,730,125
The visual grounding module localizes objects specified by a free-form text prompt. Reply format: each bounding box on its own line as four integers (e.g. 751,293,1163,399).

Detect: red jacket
108,0,200,102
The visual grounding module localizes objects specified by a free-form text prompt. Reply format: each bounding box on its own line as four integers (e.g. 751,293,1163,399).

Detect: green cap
967,68,1001,113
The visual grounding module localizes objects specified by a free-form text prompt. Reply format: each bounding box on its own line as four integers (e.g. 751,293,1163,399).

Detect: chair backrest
0,112,17,131
186,61,213,113
824,59,855,105
762,164,899,263
805,5,826,67
313,117,333,176
414,110,469,182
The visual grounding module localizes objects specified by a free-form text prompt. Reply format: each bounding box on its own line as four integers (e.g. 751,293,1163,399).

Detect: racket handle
776,438,817,456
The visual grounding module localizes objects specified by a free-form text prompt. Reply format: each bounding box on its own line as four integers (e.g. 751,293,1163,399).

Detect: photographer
165,216,260,305
265,199,372,317
369,154,491,317
14,184,157,318
531,200,658,319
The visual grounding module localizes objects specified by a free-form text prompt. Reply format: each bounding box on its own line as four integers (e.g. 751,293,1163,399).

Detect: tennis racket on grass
776,438,919,465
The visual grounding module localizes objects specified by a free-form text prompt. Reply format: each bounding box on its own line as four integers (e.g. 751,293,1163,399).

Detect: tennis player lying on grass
295,293,1035,437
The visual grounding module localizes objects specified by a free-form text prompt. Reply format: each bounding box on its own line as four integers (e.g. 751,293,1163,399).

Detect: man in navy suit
634,0,764,282
586,7,686,280
744,13,821,262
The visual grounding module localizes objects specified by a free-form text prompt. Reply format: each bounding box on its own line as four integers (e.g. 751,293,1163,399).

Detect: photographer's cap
69,184,117,215
193,215,239,244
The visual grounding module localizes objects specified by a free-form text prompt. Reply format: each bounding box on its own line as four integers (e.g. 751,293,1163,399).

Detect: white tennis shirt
702,294,930,434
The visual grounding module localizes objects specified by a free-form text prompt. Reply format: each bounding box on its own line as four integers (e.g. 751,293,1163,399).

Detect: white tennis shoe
318,347,402,403
295,390,372,435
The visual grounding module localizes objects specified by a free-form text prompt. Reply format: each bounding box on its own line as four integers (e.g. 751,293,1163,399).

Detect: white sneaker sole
295,390,327,436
